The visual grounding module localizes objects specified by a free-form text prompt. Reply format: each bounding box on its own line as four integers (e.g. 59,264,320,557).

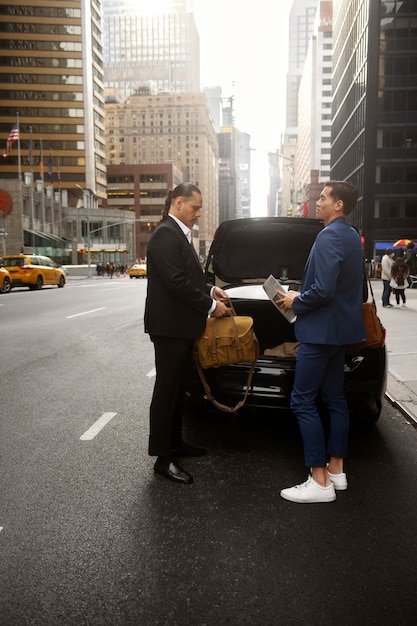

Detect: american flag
3,123,19,158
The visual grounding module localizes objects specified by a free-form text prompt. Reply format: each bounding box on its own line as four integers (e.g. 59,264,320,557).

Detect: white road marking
66,307,106,319
80,412,117,440
0,527,3,532
146,367,156,378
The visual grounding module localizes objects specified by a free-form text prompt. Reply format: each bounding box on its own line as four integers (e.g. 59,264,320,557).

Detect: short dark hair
325,180,359,215
162,182,201,220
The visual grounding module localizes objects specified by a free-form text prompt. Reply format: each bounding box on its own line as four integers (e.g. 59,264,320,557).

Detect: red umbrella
393,239,414,247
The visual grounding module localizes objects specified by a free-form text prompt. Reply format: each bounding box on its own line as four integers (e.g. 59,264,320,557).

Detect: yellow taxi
2,254,66,290
129,263,147,279
0,265,12,294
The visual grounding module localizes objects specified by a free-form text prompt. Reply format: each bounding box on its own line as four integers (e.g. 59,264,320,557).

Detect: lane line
146,367,156,378
66,307,106,319
80,412,117,440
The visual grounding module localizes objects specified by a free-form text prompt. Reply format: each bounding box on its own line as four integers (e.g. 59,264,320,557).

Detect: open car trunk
186,217,387,425
189,286,386,423
191,288,300,413
231,294,298,355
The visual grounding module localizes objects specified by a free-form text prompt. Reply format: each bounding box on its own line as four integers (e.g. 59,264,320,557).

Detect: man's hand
212,286,229,303
211,300,231,317
279,290,300,311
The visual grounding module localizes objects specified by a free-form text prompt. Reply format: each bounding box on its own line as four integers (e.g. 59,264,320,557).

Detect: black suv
188,217,387,426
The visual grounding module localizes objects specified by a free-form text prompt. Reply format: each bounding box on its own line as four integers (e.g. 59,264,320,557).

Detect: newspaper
263,274,297,323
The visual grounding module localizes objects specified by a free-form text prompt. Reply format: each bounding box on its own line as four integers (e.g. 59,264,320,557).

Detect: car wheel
58,276,65,288
130,275,133,279
34,275,43,290
1,277,11,293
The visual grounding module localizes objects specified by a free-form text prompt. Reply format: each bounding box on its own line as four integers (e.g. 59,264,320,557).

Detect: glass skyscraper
331,0,417,258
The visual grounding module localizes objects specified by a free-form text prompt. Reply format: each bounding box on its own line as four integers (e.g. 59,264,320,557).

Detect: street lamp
75,184,95,279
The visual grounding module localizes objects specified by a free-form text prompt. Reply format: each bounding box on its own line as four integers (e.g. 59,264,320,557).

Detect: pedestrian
381,248,395,307
144,182,230,484
278,180,366,503
404,242,416,287
390,257,409,307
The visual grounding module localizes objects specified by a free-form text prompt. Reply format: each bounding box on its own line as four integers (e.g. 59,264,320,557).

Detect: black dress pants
148,335,195,457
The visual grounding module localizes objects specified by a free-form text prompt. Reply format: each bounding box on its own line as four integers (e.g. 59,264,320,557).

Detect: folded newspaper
263,274,297,323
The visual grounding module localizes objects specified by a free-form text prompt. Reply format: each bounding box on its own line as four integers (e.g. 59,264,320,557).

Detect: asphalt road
1,278,417,625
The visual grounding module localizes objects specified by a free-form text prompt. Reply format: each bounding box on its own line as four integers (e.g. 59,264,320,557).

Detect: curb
385,373,417,428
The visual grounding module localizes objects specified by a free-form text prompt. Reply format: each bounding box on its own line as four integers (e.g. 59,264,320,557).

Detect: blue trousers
290,343,350,467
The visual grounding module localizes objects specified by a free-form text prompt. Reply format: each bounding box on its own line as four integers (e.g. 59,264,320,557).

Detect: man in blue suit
279,181,366,503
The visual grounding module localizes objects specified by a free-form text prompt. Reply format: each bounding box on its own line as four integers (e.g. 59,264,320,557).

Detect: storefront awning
374,241,395,250
24,228,68,244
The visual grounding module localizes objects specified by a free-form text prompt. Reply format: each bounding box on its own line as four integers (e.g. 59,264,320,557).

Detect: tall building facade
331,0,417,258
296,0,333,217
286,0,320,132
0,1,145,263
0,0,106,198
104,91,219,257
102,0,200,99
281,0,319,215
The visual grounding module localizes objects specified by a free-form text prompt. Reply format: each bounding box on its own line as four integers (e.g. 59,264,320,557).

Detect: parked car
2,254,66,290
0,264,12,294
129,263,147,278
187,217,387,426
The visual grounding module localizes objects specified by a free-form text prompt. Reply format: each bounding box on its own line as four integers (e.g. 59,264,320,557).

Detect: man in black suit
144,183,230,484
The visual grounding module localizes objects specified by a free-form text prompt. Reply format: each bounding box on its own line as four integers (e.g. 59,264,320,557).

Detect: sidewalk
371,280,417,427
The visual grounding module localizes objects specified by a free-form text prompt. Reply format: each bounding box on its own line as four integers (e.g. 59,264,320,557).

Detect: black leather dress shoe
171,443,207,457
154,457,193,484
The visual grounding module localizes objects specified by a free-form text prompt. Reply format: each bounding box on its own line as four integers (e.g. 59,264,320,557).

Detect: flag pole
39,138,45,224
17,112,22,182
29,126,35,230
16,112,24,254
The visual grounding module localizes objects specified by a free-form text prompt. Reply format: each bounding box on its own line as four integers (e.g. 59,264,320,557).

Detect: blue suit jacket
293,217,366,345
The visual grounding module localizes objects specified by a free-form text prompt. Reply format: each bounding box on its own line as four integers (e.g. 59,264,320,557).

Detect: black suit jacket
144,217,213,339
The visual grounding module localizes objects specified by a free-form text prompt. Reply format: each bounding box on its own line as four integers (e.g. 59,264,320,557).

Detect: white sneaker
280,475,336,503
394,304,400,308
401,303,407,307
328,470,348,490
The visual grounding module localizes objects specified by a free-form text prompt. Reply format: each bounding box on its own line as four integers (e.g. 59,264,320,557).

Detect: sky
193,0,294,213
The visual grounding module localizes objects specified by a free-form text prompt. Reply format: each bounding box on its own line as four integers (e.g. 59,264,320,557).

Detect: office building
296,1,333,216
331,0,417,258
0,0,106,197
106,163,183,261
286,0,320,133
102,0,200,99
281,0,319,215
104,90,219,257
0,0,110,259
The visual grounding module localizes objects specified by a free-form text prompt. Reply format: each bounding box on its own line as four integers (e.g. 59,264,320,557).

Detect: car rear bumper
188,346,387,420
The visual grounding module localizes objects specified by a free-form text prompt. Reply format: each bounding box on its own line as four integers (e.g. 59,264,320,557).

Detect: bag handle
194,350,257,415
362,262,378,310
